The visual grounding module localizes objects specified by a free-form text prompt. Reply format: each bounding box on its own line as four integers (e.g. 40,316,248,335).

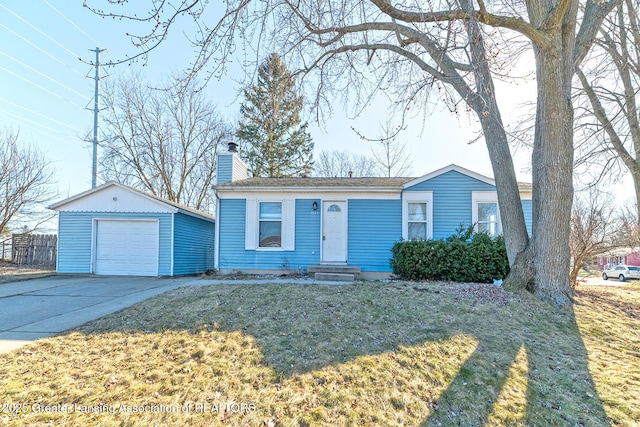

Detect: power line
0,23,85,78
0,24,72,68
0,3,82,61
42,0,112,60
0,51,87,99
0,108,79,143
43,0,111,62
0,65,85,110
0,99,83,134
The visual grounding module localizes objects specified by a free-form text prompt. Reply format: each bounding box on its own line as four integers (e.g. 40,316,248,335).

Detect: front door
322,201,347,263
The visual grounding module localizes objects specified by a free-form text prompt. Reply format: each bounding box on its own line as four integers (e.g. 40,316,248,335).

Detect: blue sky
1,1,544,219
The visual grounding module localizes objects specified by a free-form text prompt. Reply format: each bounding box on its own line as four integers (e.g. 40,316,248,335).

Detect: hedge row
390,227,509,283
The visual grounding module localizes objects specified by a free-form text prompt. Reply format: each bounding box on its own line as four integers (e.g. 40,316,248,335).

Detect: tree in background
369,121,413,177
315,150,378,177
100,73,230,213
0,129,56,235
569,190,622,288
574,0,640,219
237,54,314,177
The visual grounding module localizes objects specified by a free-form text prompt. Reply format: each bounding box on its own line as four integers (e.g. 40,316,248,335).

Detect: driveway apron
0,275,194,354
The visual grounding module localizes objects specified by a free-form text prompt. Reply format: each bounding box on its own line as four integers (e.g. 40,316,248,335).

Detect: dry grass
0,281,637,426
574,283,640,425
0,261,55,284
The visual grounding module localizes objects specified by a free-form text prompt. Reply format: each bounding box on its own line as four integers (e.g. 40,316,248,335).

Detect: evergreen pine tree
237,54,314,177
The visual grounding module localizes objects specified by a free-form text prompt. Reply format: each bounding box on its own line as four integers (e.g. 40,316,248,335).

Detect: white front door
322,201,347,263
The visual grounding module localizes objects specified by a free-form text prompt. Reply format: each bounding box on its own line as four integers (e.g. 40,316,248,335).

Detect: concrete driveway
578,276,630,287
0,275,195,354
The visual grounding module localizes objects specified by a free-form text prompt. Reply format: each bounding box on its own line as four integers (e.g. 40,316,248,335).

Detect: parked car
602,265,640,282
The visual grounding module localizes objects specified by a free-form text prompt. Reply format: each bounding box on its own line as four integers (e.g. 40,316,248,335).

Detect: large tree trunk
464,7,531,279
480,113,531,267
530,45,575,305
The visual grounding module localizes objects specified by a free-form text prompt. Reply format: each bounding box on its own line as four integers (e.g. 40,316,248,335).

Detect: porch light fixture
312,201,318,211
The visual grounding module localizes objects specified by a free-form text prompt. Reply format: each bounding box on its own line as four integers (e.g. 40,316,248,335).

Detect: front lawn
0,281,638,426
0,261,55,284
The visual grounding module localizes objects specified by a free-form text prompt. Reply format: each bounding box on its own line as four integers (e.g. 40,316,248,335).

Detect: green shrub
390,226,509,283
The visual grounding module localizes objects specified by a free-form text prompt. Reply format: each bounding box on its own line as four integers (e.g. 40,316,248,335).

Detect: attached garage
50,182,215,277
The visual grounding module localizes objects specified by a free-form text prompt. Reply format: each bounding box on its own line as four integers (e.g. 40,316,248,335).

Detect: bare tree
618,202,640,248
86,0,619,304
369,121,413,177
574,0,640,218
100,73,230,213
0,129,56,235
315,149,379,177
569,190,620,288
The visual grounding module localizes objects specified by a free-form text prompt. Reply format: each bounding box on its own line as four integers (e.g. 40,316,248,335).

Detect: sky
0,1,631,231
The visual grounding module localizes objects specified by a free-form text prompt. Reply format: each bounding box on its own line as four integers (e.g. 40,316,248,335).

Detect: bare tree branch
100,72,230,213
0,129,56,235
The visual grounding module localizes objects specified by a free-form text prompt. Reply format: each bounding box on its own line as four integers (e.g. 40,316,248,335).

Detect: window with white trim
245,198,295,251
402,192,433,240
408,202,428,240
472,192,501,236
259,202,282,247
477,202,499,235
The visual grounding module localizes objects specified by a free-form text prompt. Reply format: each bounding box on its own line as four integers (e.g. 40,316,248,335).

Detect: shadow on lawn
420,307,607,426
72,282,609,426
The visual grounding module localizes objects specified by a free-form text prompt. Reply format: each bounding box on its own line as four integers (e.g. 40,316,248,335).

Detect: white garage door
95,220,159,276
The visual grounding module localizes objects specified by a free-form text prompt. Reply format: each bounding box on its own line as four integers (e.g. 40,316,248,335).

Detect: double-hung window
259,202,282,248
408,202,428,240
477,202,499,235
246,199,295,251
472,192,501,237
402,192,433,240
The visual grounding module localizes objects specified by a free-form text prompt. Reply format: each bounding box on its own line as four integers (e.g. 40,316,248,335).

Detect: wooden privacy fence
11,234,57,267
1,237,10,260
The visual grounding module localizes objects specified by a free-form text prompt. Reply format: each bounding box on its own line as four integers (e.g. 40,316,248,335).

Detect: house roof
215,176,412,189
215,164,532,194
49,181,215,221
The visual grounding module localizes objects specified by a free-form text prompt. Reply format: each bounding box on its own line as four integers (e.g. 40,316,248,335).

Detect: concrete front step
307,265,362,274
314,272,355,282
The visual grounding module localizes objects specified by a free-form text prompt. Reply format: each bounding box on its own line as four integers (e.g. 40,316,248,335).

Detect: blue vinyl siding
293,199,322,268
57,212,93,273
218,199,321,271
348,199,402,272
521,199,533,235
215,171,532,274
57,212,173,275
173,213,215,275
404,170,495,239
217,199,247,268
217,155,233,184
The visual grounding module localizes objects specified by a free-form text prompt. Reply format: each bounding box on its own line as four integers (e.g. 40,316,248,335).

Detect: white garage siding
94,219,159,276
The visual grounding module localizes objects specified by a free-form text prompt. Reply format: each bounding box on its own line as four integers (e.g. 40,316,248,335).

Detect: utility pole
90,47,106,188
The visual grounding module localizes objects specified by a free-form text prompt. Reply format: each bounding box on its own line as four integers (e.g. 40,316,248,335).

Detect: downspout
170,213,175,276
214,194,220,270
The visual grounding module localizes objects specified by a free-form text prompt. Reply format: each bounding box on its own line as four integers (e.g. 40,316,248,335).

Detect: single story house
49,182,215,276
597,248,640,270
214,145,532,279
